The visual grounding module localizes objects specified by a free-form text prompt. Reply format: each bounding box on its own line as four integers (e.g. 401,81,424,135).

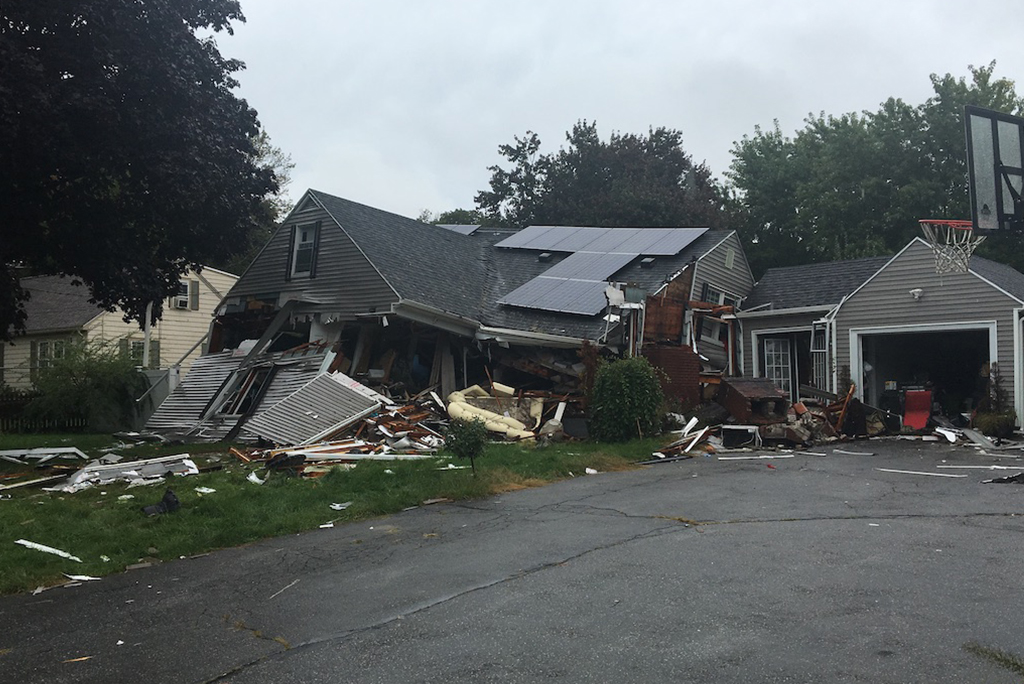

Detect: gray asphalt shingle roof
970,255,1024,302
311,191,490,321
309,190,727,341
16,275,103,334
742,256,891,311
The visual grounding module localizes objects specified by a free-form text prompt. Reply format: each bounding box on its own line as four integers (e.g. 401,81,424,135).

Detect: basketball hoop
919,219,985,274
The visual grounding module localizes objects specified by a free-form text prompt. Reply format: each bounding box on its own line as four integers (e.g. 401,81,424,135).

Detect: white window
291,224,318,277
763,338,792,396
811,322,828,389
725,247,735,270
130,340,146,365
37,339,66,370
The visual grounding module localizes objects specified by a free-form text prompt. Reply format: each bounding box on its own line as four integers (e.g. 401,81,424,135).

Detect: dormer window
289,222,320,279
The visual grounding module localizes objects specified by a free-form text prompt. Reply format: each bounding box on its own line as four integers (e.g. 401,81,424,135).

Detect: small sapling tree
445,417,489,475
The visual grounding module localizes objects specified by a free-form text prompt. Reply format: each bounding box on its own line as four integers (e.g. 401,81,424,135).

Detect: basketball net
919,219,985,274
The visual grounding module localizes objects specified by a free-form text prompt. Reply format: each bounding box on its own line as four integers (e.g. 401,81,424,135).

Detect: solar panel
495,225,708,255
499,277,609,315
437,224,480,235
494,225,559,249
542,251,637,279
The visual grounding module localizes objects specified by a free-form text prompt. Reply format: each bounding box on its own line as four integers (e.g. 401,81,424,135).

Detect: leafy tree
476,121,731,230
417,208,486,226
729,63,1024,276
588,356,664,442
27,338,148,432
444,417,488,475
0,1,279,340
221,131,295,275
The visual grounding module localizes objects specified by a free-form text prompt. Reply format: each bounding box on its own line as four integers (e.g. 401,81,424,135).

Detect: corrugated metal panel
256,356,328,409
243,373,383,445
144,352,244,431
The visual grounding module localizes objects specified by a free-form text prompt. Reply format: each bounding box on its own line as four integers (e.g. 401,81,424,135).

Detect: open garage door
856,327,992,418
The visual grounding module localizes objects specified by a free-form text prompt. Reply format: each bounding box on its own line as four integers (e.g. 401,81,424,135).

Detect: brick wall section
643,344,701,410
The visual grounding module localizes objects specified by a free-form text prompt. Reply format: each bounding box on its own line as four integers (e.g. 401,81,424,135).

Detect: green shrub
444,417,489,474
588,356,665,442
974,411,1016,439
27,339,148,432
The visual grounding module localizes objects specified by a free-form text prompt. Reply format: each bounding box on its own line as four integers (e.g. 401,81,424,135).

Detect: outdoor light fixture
909,288,924,301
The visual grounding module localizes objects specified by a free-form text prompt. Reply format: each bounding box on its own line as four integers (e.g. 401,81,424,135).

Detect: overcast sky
215,0,1024,219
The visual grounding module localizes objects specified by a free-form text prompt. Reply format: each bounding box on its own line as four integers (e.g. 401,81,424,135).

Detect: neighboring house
738,237,1024,425
1,268,237,390
147,190,755,438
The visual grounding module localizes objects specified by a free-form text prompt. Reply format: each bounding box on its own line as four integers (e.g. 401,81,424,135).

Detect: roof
307,190,731,342
742,256,891,311
311,191,490,321
477,229,728,340
16,275,104,334
969,255,1024,302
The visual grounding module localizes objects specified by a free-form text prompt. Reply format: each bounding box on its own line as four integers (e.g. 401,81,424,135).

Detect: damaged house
737,237,1024,425
146,190,754,442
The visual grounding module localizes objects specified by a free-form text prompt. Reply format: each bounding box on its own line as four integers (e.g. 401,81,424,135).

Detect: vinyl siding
835,239,1021,395
227,203,399,317
154,268,238,373
2,331,88,389
690,232,755,303
690,231,755,367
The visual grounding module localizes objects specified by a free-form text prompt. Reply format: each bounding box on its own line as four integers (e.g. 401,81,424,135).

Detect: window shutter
30,340,38,383
149,339,161,369
189,280,200,310
119,338,129,359
309,221,322,278
284,225,296,282
700,282,710,303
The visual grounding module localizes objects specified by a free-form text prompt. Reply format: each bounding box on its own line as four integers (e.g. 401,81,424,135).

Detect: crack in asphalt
198,521,682,683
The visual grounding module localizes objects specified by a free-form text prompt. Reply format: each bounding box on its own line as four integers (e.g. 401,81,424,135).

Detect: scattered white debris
63,573,101,582
834,450,876,456
194,487,216,495
329,502,353,511
15,539,82,562
718,454,795,461
384,469,395,475
268,579,300,600
585,468,599,475
319,522,335,529
246,472,266,485
875,468,967,478
117,495,135,502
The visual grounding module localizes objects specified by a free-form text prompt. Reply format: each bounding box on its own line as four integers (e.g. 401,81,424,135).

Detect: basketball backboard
965,105,1024,232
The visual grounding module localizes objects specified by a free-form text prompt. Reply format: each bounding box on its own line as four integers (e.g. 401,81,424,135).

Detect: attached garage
834,239,1024,425
851,323,995,416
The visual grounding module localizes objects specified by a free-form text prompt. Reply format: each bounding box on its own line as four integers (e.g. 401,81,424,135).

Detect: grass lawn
0,433,663,595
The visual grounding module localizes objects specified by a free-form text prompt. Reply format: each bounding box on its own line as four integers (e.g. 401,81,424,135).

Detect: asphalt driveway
2,438,1023,683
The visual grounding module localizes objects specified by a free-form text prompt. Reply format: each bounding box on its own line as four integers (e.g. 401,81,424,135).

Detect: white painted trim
736,304,834,319
847,319,998,402
751,325,812,379
1015,309,1023,426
